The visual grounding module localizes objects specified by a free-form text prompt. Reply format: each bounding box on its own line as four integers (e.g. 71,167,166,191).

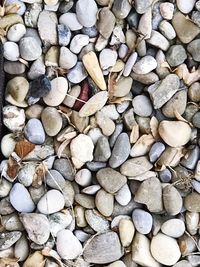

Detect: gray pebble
4,61,25,75
57,24,71,46
97,7,116,39
192,11,200,27
94,136,111,162
192,112,200,128
181,145,200,170
127,9,139,27
86,162,107,172
159,20,176,40
70,34,89,54
123,52,138,77
76,0,98,27
159,168,172,183
81,26,98,38
109,123,123,148
59,12,83,31
135,0,153,14
132,208,153,234
109,133,131,168
53,158,75,181
192,180,200,193
3,42,19,62
24,118,45,145
59,47,77,70
85,209,110,233
46,170,66,190
19,37,42,61
112,0,131,19
149,142,165,162
0,231,22,250
132,95,153,117
59,0,73,13
118,44,128,59
28,56,45,80
163,185,183,215
18,163,36,187
166,45,187,67
67,62,88,84
9,183,35,213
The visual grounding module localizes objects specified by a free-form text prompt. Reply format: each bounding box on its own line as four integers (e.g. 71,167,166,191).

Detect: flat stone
37,11,57,45
113,76,133,97
20,213,50,245
132,209,153,234
159,20,176,40
46,169,66,190
4,61,25,75
147,30,170,51
149,142,165,162
41,107,62,136
83,231,123,264
97,7,115,39
132,95,153,117
161,219,185,238
97,168,127,194
76,0,98,27
151,233,181,265
163,185,183,215
75,194,95,209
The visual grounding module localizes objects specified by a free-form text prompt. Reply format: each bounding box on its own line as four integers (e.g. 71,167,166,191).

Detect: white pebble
177,0,196,14
123,52,138,77
99,48,118,70
59,13,83,31
133,55,157,75
115,184,131,206
7,24,26,42
161,219,185,238
1,133,17,158
75,169,92,187
59,47,77,69
3,42,19,61
70,34,89,54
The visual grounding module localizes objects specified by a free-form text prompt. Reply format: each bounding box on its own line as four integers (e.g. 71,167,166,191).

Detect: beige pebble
119,219,135,247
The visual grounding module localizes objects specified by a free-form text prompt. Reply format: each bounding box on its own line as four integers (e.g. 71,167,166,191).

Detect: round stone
133,56,157,75
166,45,187,67
95,189,114,217
99,49,118,70
188,82,200,102
75,168,92,187
1,133,17,158
3,42,19,61
149,142,165,162
150,233,181,265
59,12,83,31
7,23,26,42
41,107,62,136
18,163,36,187
67,62,88,84
132,209,153,234
37,189,65,214
59,47,77,69
187,39,200,62
76,0,98,27
177,0,196,14
163,185,183,215
24,119,45,145
132,95,153,117
19,37,42,61
161,219,185,238
70,34,89,54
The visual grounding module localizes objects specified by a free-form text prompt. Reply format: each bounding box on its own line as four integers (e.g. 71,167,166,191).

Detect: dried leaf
14,140,35,159
130,124,139,144
174,109,192,126
0,5,5,16
150,116,160,140
109,96,132,104
176,64,200,86
108,72,118,101
23,251,46,267
57,139,71,159
32,163,48,188
42,247,64,267
6,156,20,181
131,134,155,157
0,27,7,37
0,257,19,267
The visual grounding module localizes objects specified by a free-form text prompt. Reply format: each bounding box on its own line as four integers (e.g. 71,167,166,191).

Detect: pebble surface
1,0,200,265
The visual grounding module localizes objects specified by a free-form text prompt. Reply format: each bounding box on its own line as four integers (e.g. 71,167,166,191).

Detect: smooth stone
161,219,185,238
120,156,153,177
83,231,123,264
70,134,94,167
132,95,152,117
115,184,131,206
3,105,25,132
20,213,50,245
112,0,131,19
188,82,200,102
166,45,187,67
67,62,88,84
0,14,23,29
158,121,191,147
95,189,114,217
162,90,187,118
3,42,19,61
75,194,95,209
62,181,75,207
160,2,174,20
53,158,75,181
76,0,98,27
118,44,128,59
85,209,110,232
49,211,72,237
159,20,176,40
24,119,45,145
131,72,159,85
29,75,51,100
59,12,83,31
74,230,91,243
45,46,59,67
9,183,35,213
192,112,200,128
97,168,127,194
86,162,107,172
148,74,180,109
134,177,163,213
132,233,160,267
81,26,98,38
4,61,25,75
172,12,200,44
0,179,12,198
59,47,77,70
163,185,183,215
132,209,152,234
17,163,36,187
56,229,83,260
97,7,115,39
96,111,115,137
100,104,119,121
37,190,65,214
151,233,181,266
75,169,92,187
181,145,200,170
14,235,29,261
70,34,89,54
99,49,118,70
87,128,103,145
82,185,101,195
25,104,44,120
177,0,196,14
119,219,135,247
134,0,153,14
191,11,200,27
94,136,111,162
184,192,200,212
159,169,172,183
173,261,192,267
41,107,62,136
1,133,16,158
149,142,165,162
123,52,137,77
46,170,66,190
37,11,57,45
63,85,81,108
187,255,200,266
0,231,22,251
146,30,170,51
19,37,42,61
133,56,157,75
7,23,26,42
59,0,73,12
28,56,45,80
113,77,133,98
5,0,26,15
138,8,152,40
57,24,71,46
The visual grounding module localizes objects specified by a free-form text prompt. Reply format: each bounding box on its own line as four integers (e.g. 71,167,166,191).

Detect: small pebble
24,119,45,145
70,34,89,54
59,12,83,31
161,219,185,238
99,49,118,70
3,42,19,61
19,37,42,61
133,56,157,75
132,208,153,235
149,142,165,162
7,23,26,42
41,107,62,136
76,0,98,27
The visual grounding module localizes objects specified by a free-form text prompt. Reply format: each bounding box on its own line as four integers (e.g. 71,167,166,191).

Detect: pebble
109,133,130,168
59,12,83,31
5,0,26,15
14,235,29,261
132,233,160,267
28,56,46,80
76,0,98,27
46,169,66,190
149,142,165,162
181,145,200,170
147,30,170,51
132,95,153,117
17,163,36,187
172,12,200,44
158,121,191,147
115,184,131,206
70,134,94,168
7,23,26,42
161,219,185,238
188,83,200,104
83,231,123,264
4,61,25,75
56,229,83,260
20,37,42,61
24,119,45,145
57,24,71,46
20,213,50,245
132,208,153,234
166,45,187,67
184,192,200,212
96,111,115,136
120,156,153,177
134,0,153,14
97,168,127,194
160,2,174,20
59,47,77,70
123,52,137,77
163,185,183,215
85,209,110,232
99,49,118,70
37,189,65,214
112,0,131,19
107,261,126,267
49,211,72,237
133,56,157,75
1,134,16,158
159,20,176,40
53,158,75,181
113,76,133,97
95,189,114,217
70,34,89,54
41,107,62,136
151,233,181,265
3,42,19,61
94,136,111,162
82,185,101,195
97,7,116,39
119,219,135,247
67,62,88,84
0,179,12,198
0,231,22,251
177,0,196,14
174,261,192,267
9,183,35,213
